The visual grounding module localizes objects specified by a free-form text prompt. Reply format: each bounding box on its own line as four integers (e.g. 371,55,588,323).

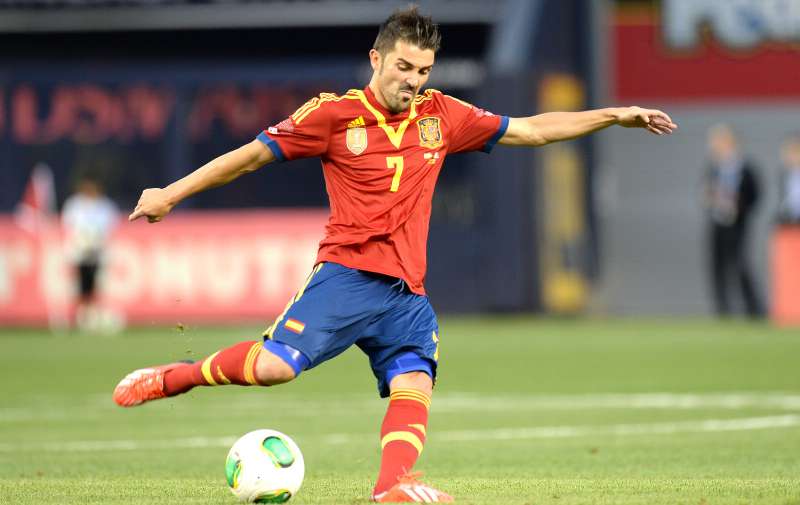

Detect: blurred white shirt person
61,177,119,331
778,133,800,224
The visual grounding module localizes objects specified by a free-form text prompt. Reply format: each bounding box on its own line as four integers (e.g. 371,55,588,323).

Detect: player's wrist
608,107,626,124
161,186,182,210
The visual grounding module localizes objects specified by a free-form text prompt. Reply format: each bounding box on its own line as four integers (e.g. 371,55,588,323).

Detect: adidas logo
347,116,366,128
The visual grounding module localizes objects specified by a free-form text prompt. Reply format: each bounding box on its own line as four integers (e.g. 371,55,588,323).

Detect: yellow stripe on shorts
263,263,325,339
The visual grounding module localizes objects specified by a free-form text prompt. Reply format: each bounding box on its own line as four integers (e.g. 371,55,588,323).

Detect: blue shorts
263,262,440,397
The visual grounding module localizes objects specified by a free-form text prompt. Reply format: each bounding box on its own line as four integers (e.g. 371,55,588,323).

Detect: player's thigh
358,293,440,397
264,262,385,373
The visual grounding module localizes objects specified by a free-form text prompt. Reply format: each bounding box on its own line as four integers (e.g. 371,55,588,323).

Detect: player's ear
369,49,382,72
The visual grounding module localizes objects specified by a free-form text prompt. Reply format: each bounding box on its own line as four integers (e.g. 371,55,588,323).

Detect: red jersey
258,86,508,295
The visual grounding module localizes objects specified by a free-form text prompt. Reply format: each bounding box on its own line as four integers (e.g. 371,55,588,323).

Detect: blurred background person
704,123,764,318
61,175,120,332
777,132,800,225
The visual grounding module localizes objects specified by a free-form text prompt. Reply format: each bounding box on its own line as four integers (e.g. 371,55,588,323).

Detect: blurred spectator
61,176,119,332
777,133,800,225
703,124,764,318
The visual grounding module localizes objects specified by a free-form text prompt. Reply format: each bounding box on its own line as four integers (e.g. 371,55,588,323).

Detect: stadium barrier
0,210,327,326
770,226,800,327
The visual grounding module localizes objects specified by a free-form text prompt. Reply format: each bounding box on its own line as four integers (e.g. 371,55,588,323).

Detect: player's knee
255,341,310,386
254,349,296,385
389,370,433,396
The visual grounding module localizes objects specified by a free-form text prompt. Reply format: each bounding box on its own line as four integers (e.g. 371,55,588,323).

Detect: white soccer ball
225,429,305,503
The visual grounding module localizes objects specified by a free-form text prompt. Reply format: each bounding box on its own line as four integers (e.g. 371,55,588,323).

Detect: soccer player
113,7,676,503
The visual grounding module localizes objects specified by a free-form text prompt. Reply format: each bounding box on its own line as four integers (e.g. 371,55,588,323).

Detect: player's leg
113,262,379,407
75,261,98,331
112,342,300,407
165,341,301,392
360,288,451,502
113,262,330,407
372,372,451,503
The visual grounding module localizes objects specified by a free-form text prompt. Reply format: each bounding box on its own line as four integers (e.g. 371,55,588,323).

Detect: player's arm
499,106,677,147
129,139,275,223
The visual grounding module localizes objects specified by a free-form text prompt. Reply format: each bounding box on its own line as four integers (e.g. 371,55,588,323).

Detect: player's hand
617,106,677,135
129,188,174,223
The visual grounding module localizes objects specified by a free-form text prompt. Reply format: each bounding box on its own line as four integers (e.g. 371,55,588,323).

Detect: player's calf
113,340,308,407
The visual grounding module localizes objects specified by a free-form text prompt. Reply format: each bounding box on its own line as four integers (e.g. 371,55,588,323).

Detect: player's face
783,141,800,168
370,40,435,114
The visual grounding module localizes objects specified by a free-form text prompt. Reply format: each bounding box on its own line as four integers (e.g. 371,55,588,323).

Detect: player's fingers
657,120,676,133
129,208,144,221
652,112,677,129
655,110,675,125
648,116,674,133
648,123,667,134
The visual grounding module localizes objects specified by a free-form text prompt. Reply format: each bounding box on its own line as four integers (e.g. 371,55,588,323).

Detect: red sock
163,340,263,396
373,388,430,495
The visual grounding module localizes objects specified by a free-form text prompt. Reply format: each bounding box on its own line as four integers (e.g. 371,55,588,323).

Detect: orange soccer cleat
112,362,189,407
372,472,453,503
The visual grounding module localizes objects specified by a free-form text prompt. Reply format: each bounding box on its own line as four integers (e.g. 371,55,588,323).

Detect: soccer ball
225,429,305,503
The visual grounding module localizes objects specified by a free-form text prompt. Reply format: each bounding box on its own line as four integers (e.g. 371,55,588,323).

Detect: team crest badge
346,116,368,155
417,117,442,149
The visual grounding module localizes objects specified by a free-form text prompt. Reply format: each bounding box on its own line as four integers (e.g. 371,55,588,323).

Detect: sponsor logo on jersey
346,115,368,155
417,117,442,149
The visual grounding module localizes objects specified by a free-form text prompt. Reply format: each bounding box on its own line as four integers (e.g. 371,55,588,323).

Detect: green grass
1,317,799,504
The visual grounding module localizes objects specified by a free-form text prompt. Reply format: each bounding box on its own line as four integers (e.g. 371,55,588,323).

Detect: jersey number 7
387,156,404,192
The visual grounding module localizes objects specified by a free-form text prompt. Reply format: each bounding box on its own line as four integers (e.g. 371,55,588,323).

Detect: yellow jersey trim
292,91,360,125
353,89,417,149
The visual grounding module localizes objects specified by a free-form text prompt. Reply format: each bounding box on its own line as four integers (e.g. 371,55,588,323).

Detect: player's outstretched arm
499,106,677,147
129,140,275,223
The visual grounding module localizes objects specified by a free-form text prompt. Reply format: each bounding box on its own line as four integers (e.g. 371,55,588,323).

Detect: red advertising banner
613,6,800,101
0,210,328,326
771,226,800,327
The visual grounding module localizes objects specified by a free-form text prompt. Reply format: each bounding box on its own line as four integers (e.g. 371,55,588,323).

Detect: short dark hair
373,5,441,55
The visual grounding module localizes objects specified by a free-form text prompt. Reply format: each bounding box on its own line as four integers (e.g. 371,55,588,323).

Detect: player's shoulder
291,89,362,125
415,88,474,111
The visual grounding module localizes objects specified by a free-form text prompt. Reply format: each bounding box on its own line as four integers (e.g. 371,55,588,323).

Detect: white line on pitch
4,392,800,423
431,414,800,442
1,414,798,453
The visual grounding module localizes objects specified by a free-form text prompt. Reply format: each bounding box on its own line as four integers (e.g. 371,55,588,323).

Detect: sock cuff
389,389,431,409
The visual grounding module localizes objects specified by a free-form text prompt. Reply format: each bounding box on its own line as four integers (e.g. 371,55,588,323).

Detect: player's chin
390,96,413,113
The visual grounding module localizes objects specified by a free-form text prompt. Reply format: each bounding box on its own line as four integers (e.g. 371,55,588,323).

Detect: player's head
76,176,103,197
707,123,739,162
369,6,441,114
782,132,800,170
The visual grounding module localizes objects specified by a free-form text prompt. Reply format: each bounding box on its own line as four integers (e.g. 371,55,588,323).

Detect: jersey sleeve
256,95,333,162
441,94,509,154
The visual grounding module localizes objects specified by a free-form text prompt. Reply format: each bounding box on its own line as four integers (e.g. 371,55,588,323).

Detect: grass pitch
1,317,799,504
